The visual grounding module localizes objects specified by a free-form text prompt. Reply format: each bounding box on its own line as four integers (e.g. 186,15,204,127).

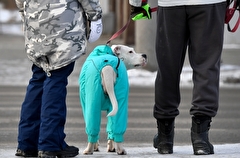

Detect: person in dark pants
129,0,226,155
14,0,102,157
18,63,75,156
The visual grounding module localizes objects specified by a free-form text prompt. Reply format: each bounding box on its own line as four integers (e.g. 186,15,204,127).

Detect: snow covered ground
0,4,23,35
128,65,240,87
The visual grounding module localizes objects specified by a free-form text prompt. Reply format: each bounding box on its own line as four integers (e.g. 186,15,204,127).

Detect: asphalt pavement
1,86,240,157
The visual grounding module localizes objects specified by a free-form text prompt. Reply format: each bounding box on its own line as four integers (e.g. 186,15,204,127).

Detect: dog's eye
129,51,133,54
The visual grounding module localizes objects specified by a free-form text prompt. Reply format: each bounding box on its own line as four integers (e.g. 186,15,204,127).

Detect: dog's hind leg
94,141,100,151
107,140,116,152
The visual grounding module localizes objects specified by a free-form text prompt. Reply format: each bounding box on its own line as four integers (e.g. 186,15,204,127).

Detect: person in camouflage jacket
14,0,102,157
15,0,102,75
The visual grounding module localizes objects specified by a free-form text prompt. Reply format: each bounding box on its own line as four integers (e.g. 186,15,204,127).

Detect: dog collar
116,58,120,70
115,58,121,77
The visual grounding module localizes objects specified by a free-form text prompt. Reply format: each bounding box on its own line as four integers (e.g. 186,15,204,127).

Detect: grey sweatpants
154,2,226,119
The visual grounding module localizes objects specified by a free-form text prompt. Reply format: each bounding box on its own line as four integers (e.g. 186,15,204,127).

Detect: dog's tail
106,86,118,117
107,102,118,117
101,66,119,117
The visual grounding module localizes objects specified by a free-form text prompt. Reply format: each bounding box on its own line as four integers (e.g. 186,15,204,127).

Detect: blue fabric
79,45,129,143
17,62,74,151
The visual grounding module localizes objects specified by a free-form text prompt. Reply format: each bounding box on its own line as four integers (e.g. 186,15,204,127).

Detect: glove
131,4,152,21
87,19,103,43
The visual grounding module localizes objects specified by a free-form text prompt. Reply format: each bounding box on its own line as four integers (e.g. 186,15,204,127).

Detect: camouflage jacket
15,0,102,76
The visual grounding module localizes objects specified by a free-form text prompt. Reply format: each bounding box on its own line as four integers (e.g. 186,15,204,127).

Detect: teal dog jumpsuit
79,45,129,143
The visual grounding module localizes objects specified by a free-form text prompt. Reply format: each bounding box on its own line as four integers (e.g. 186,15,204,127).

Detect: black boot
153,118,174,154
191,115,214,155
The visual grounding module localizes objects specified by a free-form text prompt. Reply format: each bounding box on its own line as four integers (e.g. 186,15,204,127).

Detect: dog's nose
142,54,147,59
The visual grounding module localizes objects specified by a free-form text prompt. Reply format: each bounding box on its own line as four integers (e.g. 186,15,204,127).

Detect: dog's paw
117,149,127,155
83,143,95,155
83,149,93,155
107,148,116,152
94,147,99,152
94,142,100,152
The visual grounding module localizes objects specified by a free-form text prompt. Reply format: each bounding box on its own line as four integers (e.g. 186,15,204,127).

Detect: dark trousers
17,62,74,151
154,2,226,119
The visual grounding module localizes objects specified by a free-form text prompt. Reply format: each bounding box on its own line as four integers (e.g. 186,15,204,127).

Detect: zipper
45,57,51,77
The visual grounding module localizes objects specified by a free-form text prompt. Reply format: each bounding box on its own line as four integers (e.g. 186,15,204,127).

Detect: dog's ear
113,45,121,56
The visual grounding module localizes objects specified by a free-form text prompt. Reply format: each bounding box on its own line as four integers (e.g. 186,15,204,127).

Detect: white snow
0,4,23,35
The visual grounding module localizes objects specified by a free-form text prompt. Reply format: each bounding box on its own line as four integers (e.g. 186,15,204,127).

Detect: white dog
79,44,147,155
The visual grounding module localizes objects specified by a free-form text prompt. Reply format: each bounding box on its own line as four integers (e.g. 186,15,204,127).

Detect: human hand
130,4,152,21
87,19,103,43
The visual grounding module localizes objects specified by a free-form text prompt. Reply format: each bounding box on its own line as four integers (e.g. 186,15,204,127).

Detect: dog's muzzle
141,54,147,67
134,54,147,67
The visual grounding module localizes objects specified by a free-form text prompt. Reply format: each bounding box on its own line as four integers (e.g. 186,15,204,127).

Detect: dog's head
111,45,147,70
